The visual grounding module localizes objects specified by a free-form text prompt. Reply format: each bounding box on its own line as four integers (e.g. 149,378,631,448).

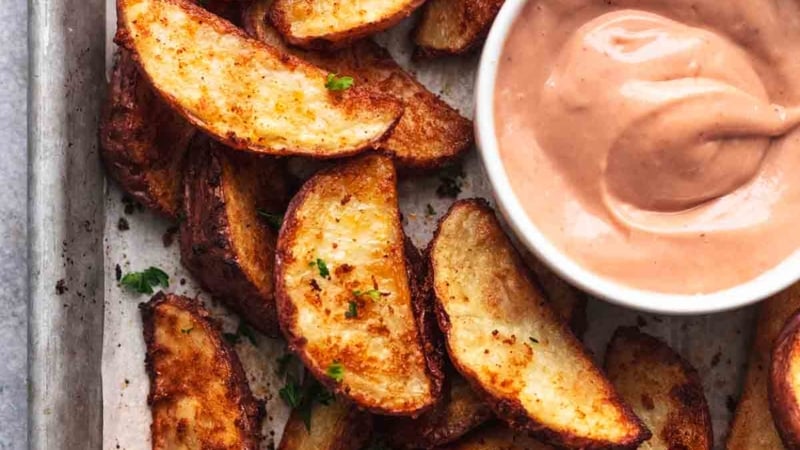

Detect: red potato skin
770,308,800,450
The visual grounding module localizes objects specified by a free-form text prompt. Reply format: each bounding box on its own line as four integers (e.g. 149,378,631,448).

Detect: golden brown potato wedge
428,199,649,449
100,49,195,218
141,292,262,449
275,154,443,416
242,0,472,169
413,0,504,59
605,327,713,450
179,135,292,337
770,307,800,449
441,423,555,450
116,0,402,158
278,400,372,450
727,283,800,450
268,0,425,49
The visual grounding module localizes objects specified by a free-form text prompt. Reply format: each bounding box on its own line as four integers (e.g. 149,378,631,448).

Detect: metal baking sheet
28,1,757,448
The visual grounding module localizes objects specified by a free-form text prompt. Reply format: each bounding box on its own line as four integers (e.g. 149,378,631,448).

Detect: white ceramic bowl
474,0,800,315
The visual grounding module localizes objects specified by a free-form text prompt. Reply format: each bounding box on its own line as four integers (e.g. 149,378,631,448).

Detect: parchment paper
101,5,756,449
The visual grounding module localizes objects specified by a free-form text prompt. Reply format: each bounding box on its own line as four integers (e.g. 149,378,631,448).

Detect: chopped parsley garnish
223,322,258,346
310,258,331,279
256,209,284,231
279,378,302,408
529,337,539,344
223,332,240,345
327,361,345,382
345,301,358,319
426,204,436,216
180,327,193,334
120,267,169,295
353,289,381,301
276,352,336,431
436,164,465,198
325,73,354,91
277,353,295,376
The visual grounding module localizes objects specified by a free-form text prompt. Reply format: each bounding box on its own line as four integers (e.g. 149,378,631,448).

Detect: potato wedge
100,49,195,218
441,423,555,450
770,307,800,449
269,0,425,49
275,154,443,415
179,135,291,337
116,0,402,158
413,0,504,59
141,292,262,449
278,400,372,450
727,283,800,450
242,0,472,169
520,250,587,337
605,327,713,450
429,199,649,449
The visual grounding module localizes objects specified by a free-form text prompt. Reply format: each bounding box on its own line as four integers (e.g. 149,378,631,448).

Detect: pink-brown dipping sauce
495,1,800,294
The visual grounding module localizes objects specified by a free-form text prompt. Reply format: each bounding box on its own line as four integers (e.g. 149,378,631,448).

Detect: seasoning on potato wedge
100,49,195,218
769,306,800,450
179,135,292,337
413,0,504,59
441,422,556,450
605,327,713,450
141,292,262,449
243,0,472,169
269,0,425,49
428,199,649,449
278,399,372,450
116,0,402,158
727,283,800,450
275,154,443,416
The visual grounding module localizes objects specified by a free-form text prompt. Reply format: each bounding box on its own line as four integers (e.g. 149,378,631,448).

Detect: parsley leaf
426,204,436,216
325,73,354,91
279,378,302,408
529,337,539,344
436,164,465,198
120,267,169,294
310,258,331,279
354,289,382,301
223,322,258,346
223,332,240,345
277,353,295,376
256,209,283,231
345,301,358,319
327,361,345,382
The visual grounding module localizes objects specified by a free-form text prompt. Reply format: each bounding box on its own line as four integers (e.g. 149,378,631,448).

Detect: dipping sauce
495,1,800,294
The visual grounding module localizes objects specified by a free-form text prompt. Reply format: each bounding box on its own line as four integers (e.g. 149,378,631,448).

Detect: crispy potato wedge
100,49,195,218
268,0,425,49
413,0,504,59
116,0,402,158
429,199,649,449
275,154,443,415
727,283,800,450
179,135,291,337
141,292,262,449
770,307,800,449
242,0,472,169
605,327,713,450
441,423,555,450
278,400,372,450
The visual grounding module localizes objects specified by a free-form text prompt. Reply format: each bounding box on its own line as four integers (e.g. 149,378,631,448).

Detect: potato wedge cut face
141,293,261,450
278,400,372,450
443,423,555,450
605,327,713,450
414,0,504,58
769,308,800,449
116,0,402,157
429,200,648,448
275,154,440,415
269,0,425,48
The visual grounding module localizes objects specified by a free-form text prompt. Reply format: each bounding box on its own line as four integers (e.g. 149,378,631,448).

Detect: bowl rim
474,0,800,315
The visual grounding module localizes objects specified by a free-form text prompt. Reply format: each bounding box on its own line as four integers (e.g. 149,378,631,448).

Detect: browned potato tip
605,327,713,450
100,49,195,219
727,283,800,450
116,0,402,158
243,0,473,170
268,0,426,49
440,422,556,450
140,292,262,449
770,307,800,450
278,398,372,450
274,154,443,416
428,199,649,449
413,0,504,59
179,135,291,337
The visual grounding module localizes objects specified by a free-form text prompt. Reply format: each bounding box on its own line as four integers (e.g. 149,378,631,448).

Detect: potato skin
180,135,291,337
99,49,195,218
141,292,262,449
770,308,800,450
413,0,504,59
278,400,372,450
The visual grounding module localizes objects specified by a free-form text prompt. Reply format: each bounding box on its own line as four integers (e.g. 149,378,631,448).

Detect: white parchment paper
101,6,755,449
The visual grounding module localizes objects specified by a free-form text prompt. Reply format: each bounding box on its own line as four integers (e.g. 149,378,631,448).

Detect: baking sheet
98,4,756,450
